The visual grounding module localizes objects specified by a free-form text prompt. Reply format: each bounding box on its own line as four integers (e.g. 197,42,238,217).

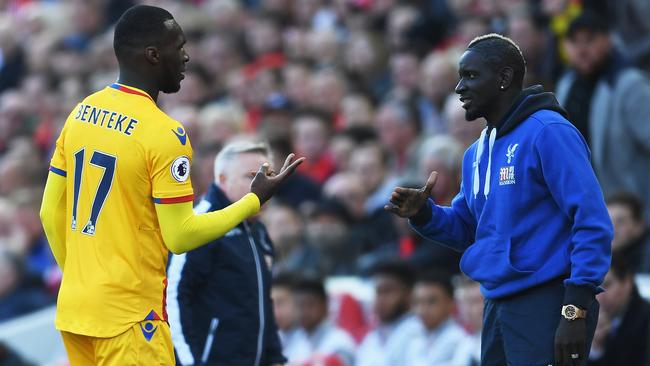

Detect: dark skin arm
387,170,589,366
384,171,438,217
555,317,588,366
250,153,305,205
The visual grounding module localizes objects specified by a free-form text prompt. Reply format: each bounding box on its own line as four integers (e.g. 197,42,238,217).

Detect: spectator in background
292,109,336,184
268,135,322,208
271,272,301,348
284,277,356,366
167,142,286,366
0,248,53,322
262,201,312,273
442,94,486,150
454,276,484,366
417,51,458,135
323,172,398,263
374,99,420,174
556,12,650,218
302,198,359,276
402,271,470,366
356,260,420,366
349,142,399,215
606,192,650,273
590,254,650,365
415,135,463,206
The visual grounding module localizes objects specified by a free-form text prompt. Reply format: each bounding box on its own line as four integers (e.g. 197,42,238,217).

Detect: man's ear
498,66,515,90
145,46,160,65
217,173,227,185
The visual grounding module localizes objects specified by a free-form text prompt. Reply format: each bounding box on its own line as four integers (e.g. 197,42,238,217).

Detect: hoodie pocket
460,236,534,291
200,317,219,365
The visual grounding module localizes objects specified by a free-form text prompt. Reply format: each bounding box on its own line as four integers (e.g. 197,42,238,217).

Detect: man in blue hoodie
386,33,613,366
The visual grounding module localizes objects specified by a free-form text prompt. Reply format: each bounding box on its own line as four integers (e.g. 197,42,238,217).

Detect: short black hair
467,33,526,88
293,276,328,302
609,253,633,281
113,5,175,58
416,270,454,299
567,11,610,39
606,191,645,222
371,260,417,289
273,271,297,290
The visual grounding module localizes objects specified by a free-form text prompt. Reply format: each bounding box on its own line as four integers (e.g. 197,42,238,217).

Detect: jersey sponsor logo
172,127,187,145
499,166,516,185
171,156,190,182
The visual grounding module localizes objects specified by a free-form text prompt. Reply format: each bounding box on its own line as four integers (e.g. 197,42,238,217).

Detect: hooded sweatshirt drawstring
473,126,497,198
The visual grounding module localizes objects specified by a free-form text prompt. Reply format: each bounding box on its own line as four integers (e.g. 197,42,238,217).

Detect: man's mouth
460,96,472,109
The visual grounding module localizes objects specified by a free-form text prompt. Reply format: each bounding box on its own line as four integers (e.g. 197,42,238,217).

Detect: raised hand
250,153,305,205
384,171,438,218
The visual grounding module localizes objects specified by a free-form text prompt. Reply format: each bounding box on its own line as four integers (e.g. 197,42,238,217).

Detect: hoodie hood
494,85,569,138
473,86,567,198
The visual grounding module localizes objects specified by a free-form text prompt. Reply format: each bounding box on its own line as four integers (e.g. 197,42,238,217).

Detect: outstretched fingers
275,156,305,181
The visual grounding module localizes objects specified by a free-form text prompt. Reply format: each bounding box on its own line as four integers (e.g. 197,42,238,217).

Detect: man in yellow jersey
38,5,303,365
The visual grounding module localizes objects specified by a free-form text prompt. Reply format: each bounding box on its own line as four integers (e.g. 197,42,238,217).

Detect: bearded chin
161,83,181,94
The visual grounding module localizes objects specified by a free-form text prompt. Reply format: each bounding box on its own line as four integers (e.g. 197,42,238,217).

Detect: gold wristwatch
561,305,587,321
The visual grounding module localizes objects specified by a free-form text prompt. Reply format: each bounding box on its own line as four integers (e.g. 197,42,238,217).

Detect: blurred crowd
1,0,650,364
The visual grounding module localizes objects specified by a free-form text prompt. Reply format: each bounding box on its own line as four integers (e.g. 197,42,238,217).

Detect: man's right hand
384,171,438,218
250,153,305,205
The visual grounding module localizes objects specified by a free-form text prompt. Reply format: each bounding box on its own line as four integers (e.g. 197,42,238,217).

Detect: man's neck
485,90,522,128
117,70,159,102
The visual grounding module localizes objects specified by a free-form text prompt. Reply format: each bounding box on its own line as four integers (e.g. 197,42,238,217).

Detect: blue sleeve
535,123,613,295
409,184,477,252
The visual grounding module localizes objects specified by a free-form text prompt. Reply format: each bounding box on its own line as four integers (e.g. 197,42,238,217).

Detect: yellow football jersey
49,83,194,337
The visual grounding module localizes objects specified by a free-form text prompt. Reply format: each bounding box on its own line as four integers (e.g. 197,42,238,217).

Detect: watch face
565,306,576,318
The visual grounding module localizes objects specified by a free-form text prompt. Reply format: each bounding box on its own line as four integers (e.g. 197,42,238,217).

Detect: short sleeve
49,118,71,177
150,124,194,204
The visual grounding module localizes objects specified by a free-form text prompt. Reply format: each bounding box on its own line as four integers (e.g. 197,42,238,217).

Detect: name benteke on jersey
74,103,139,136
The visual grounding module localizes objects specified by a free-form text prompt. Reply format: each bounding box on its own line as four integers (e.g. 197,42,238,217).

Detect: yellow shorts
61,320,174,366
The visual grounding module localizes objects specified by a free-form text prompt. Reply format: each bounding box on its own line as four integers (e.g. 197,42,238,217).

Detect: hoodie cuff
409,201,432,227
563,284,596,310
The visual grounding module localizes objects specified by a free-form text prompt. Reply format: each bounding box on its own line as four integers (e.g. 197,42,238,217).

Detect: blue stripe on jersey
49,166,67,177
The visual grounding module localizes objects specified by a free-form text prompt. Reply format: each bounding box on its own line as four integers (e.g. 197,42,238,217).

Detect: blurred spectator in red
606,192,650,273
292,109,336,184
356,260,420,366
284,277,356,366
591,254,650,365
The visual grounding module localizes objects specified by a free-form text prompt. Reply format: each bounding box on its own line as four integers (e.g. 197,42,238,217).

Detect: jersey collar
110,83,155,103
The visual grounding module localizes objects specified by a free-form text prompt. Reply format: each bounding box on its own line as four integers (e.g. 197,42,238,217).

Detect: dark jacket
167,184,286,366
589,287,650,366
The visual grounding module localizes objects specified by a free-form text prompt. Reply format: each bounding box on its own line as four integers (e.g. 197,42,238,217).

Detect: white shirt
284,320,356,366
356,313,422,366
402,318,473,366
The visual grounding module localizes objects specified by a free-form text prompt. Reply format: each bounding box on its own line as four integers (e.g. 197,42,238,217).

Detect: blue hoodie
411,86,613,305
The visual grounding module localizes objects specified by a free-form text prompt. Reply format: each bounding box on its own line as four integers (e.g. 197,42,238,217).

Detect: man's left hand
554,317,587,366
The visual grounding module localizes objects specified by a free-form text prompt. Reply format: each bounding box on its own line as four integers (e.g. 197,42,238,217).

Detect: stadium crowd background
0,0,649,364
